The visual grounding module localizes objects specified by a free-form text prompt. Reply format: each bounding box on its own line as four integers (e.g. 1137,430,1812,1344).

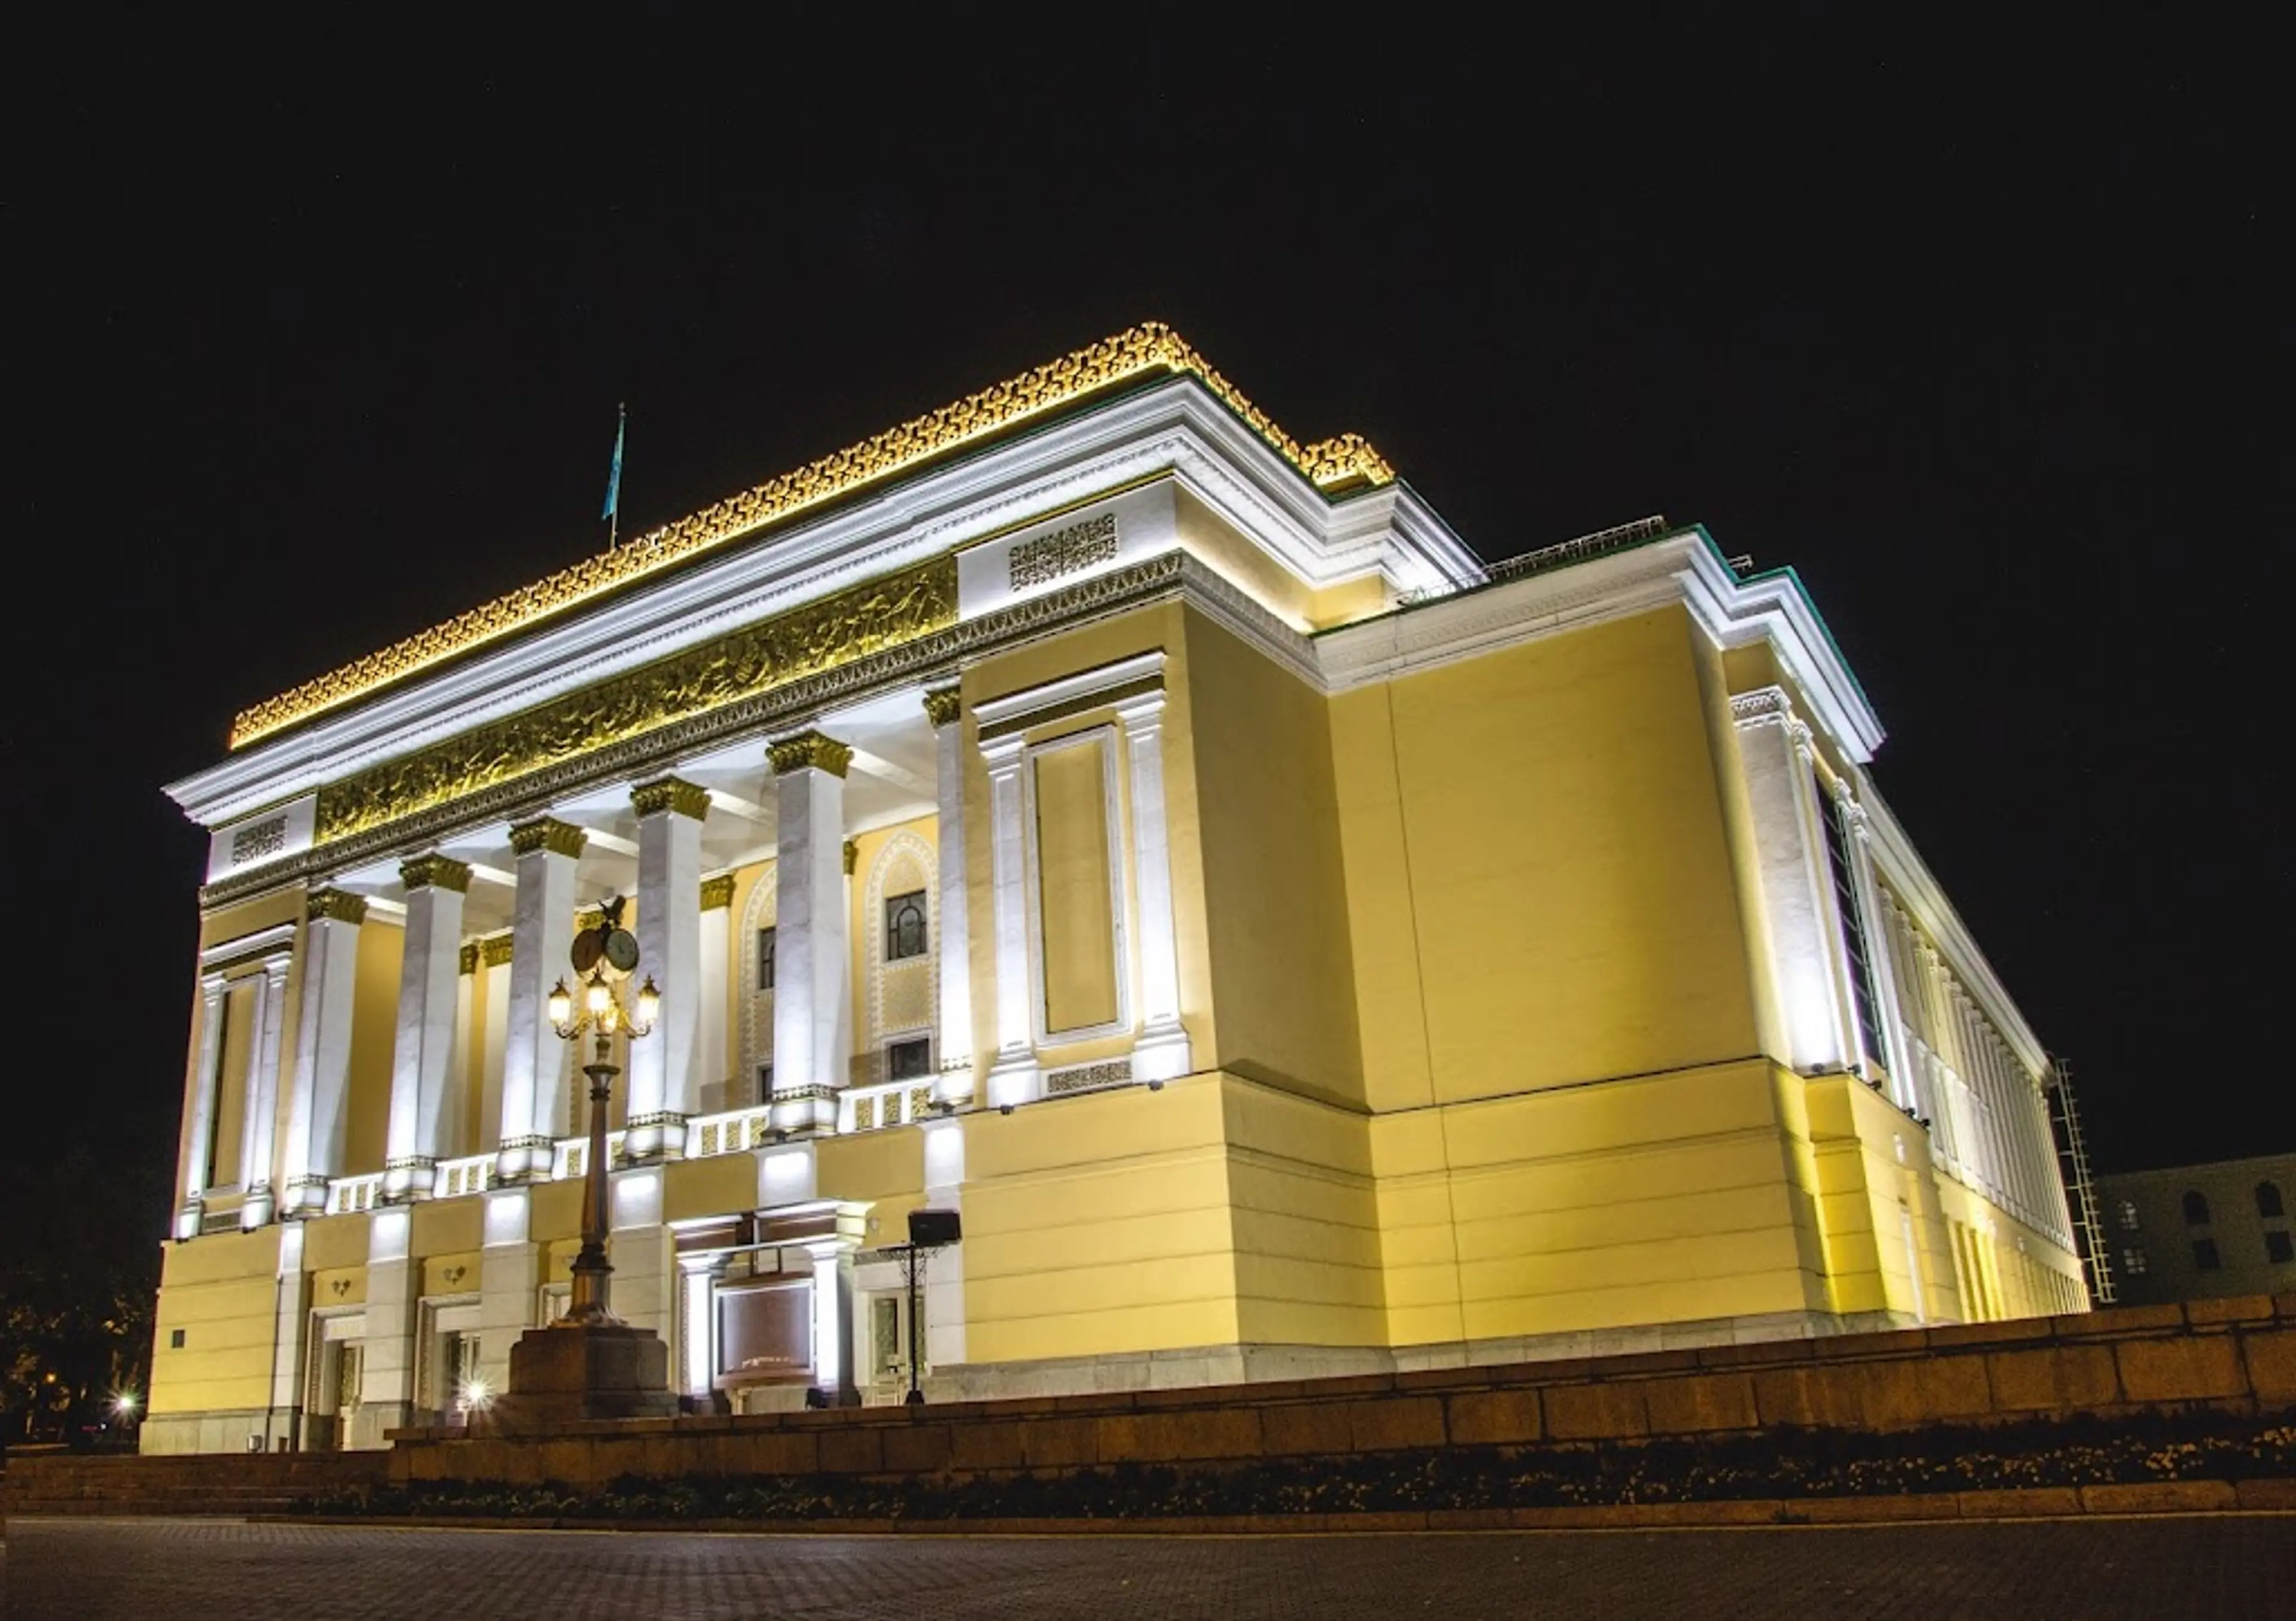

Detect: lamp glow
548,979,573,1030
634,976,660,1033
585,972,610,1018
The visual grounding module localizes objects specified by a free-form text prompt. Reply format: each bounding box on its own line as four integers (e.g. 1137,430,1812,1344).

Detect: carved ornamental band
230,816,288,865
699,874,736,911
398,854,472,894
1009,512,1118,591
923,685,963,728
305,889,368,925
768,730,853,779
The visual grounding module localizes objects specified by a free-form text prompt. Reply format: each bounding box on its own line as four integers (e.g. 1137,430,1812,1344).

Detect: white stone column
1115,689,1192,1083
384,854,469,1202
926,686,975,1105
1730,687,1852,1074
236,950,292,1229
676,1252,723,1398
627,779,707,1160
282,890,365,1217
448,945,477,1159
979,733,1040,1107
265,1222,310,1448
920,1116,967,1375
609,1164,671,1340
176,973,229,1240
804,1240,857,1403
1837,789,1915,1109
698,875,734,1115
839,839,858,1088
497,820,584,1182
768,731,851,1132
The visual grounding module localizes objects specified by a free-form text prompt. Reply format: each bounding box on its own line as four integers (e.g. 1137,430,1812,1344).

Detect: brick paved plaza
2,1515,2290,1619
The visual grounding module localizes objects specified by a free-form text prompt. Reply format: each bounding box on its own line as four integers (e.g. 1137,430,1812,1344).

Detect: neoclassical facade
147,324,2086,1454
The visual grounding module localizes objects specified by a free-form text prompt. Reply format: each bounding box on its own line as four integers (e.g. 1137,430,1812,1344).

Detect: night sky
11,17,2285,1279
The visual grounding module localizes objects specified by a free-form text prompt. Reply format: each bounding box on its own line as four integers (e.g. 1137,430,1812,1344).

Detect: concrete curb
224,1477,2295,1534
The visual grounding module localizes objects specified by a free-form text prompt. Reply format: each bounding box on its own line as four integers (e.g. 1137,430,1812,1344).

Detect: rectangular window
2121,1247,2147,1275
2193,1238,2221,1271
1816,777,1886,1076
2267,1231,2294,1265
884,890,929,961
756,926,776,991
887,1037,932,1081
755,1063,774,1104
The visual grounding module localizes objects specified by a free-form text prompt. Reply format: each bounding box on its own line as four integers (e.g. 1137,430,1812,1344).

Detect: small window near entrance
756,927,777,991
886,890,928,961
887,1037,932,1082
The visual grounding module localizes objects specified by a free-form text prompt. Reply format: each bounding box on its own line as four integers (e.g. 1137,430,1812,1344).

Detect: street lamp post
546,953,658,1327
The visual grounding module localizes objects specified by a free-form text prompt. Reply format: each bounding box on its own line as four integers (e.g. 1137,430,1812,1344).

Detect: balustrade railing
838,1077,936,1134
433,1153,494,1199
686,1104,775,1159
326,1172,384,1216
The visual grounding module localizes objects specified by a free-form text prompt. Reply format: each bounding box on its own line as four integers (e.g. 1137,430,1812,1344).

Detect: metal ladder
2046,1057,2115,1306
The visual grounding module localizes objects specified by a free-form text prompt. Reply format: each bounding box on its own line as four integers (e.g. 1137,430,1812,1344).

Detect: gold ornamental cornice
509,817,588,859
399,854,472,894
768,730,854,779
632,777,711,821
203,551,1290,911
313,555,952,847
306,888,368,925
227,322,1393,750
699,874,735,912
459,943,480,975
923,685,963,728
481,935,515,967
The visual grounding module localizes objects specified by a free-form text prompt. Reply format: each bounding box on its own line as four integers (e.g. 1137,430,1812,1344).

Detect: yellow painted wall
343,917,404,1176
149,1228,280,1418
1034,736,1120,1034
207,978,256,1189
1186,607,1364,1108
1220,1080,1384,1345
1333,605,1763,1111
198,890,303,953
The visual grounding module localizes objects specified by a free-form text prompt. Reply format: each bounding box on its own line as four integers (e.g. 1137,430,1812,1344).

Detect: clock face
603,929,641,975
570,927,605,975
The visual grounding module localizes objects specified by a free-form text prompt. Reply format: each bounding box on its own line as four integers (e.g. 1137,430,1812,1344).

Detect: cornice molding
481,935,515,967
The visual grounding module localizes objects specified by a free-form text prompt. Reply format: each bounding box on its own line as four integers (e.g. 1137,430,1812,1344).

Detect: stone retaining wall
387,1297,2295,1489
2,1450,388,1518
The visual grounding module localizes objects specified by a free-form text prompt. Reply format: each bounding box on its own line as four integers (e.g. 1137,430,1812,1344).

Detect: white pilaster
1731,687,1852,1074
497,822,583,1182
176,973,228,1239
698,875,733,1113
236,951,292,1228
677,1254,723,1398
980,733,1040,1106
926,687,975,1104
356,1205,414,1449
283,892,365,1217
769,732,851,1132
384,854,469,1202
920,1116,967,1371
627,779,706,1160
609,1164,671,1340
264,1223,309,1448
1838,788,1915,1108
1115,689,1191,1083
477,1187,537,1396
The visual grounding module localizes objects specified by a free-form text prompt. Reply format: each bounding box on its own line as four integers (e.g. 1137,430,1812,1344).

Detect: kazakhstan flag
602,404,626,522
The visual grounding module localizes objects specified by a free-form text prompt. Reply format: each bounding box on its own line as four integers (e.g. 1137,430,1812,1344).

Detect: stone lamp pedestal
475,1321,680,1433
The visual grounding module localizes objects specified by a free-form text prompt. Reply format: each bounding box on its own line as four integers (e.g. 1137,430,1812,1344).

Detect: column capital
306,888,369,925
632,777,712,820
843,838,859,876
768,729,853,778
700,874,736,912
509,816,590,858
923,685,963,728
459,943,480,976
399,853,472,894
481,935,515,968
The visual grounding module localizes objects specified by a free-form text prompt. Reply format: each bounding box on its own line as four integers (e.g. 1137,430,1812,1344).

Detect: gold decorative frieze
1009,512,1119,591
575,907,604,935
313,557,952,846
768,729,854,779
399,854,472,894
231,816,289,865
699,874,735,911
509,817,589,859
458,943,480,976
923,685,963,728
842,838,859,876
481,935,515,967
306,889,368,925
228,323,1391,749
632,777,711,821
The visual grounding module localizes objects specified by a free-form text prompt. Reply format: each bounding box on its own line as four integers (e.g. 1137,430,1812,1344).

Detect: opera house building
146,325,2088,1453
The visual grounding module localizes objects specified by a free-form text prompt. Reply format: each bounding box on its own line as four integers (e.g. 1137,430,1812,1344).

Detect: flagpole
603,402,627,548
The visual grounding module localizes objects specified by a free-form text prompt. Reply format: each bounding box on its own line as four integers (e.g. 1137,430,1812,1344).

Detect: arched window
2182,1189,2211,1226
886,890,929,962
2259,1181,2286,1220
